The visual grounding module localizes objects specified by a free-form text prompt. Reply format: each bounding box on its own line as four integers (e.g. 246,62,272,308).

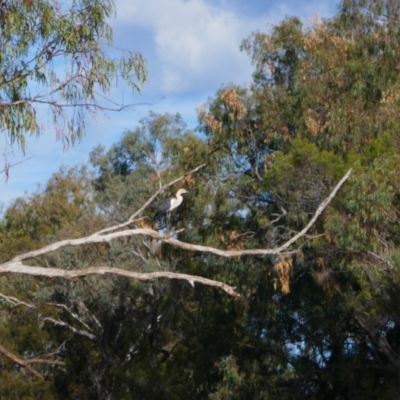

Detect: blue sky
0,0,339,211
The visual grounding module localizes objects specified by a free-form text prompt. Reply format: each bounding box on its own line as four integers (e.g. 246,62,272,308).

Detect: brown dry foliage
274,255,292,294
227,230,244,251
306,108,329,136
217,230,245,251
183,174,195,187
380,87,400,117
303,16,355,89
198,105,222,133
135,218,153,229
220,87,246,121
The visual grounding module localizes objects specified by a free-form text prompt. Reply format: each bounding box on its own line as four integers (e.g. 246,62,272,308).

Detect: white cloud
115,0,271,94
0,0,338,210
113,0,337,97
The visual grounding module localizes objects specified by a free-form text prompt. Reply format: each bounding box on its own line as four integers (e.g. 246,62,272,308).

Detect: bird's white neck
175,193,184,206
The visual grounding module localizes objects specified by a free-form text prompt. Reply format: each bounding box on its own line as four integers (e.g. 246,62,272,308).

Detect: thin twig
94,163,207,236
43,317,97,340
0,156,34,175
0,292,36,309
0,169,352,298
46,302,94,333
7,169,351,261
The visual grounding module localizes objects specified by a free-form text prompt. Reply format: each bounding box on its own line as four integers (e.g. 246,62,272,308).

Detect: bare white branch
43,317,98,340
46,302,94,333
0,169,352,298
77,301,103,330
95,163,207,236
1,263,240,297
275,168,352,251
0,292,36,309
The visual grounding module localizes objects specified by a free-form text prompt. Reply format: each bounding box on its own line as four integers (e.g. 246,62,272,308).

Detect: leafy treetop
0,0,147,151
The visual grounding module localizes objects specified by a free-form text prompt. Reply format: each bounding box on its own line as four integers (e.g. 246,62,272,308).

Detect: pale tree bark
0,343,65,380
1,167,352,297
0,167,352,379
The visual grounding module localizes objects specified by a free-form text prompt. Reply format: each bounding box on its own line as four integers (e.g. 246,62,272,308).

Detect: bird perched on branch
153,189,188,221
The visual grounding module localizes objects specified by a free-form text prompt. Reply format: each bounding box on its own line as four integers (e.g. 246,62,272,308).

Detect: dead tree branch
7,169,352,260
0,169,352,297
0,343,44,379
46,302,94,333
43,317,98,340
95,163,207,236
1,264,240,297
0,292,36,309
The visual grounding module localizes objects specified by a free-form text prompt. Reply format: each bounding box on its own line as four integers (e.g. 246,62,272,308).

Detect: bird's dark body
153,198,175,220
153,189,188,221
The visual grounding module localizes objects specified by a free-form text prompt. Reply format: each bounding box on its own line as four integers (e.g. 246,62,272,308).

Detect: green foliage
0,0,146,150
196,1,400,397
4,0,400,398
0,166,101,260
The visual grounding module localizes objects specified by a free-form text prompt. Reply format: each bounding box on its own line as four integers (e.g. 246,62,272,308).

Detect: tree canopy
0,0,146,151
1,0,400,398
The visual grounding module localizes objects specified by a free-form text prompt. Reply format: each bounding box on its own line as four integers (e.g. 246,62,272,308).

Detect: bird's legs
165,213,171,234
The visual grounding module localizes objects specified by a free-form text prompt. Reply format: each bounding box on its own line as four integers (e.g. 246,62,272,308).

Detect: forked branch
0,168,352,297
0,343,65,380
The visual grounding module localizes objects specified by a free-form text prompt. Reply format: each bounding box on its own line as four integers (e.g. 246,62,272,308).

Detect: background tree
0,0,146,152
201,0,400,398
3,0,400,399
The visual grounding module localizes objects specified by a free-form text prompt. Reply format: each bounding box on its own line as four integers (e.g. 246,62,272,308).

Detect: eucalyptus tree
200,1,400,398
3,0,400,398
0,107,349,398
0,0,146,153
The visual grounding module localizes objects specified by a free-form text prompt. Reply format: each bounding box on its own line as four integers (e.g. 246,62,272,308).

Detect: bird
153,189,188,221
